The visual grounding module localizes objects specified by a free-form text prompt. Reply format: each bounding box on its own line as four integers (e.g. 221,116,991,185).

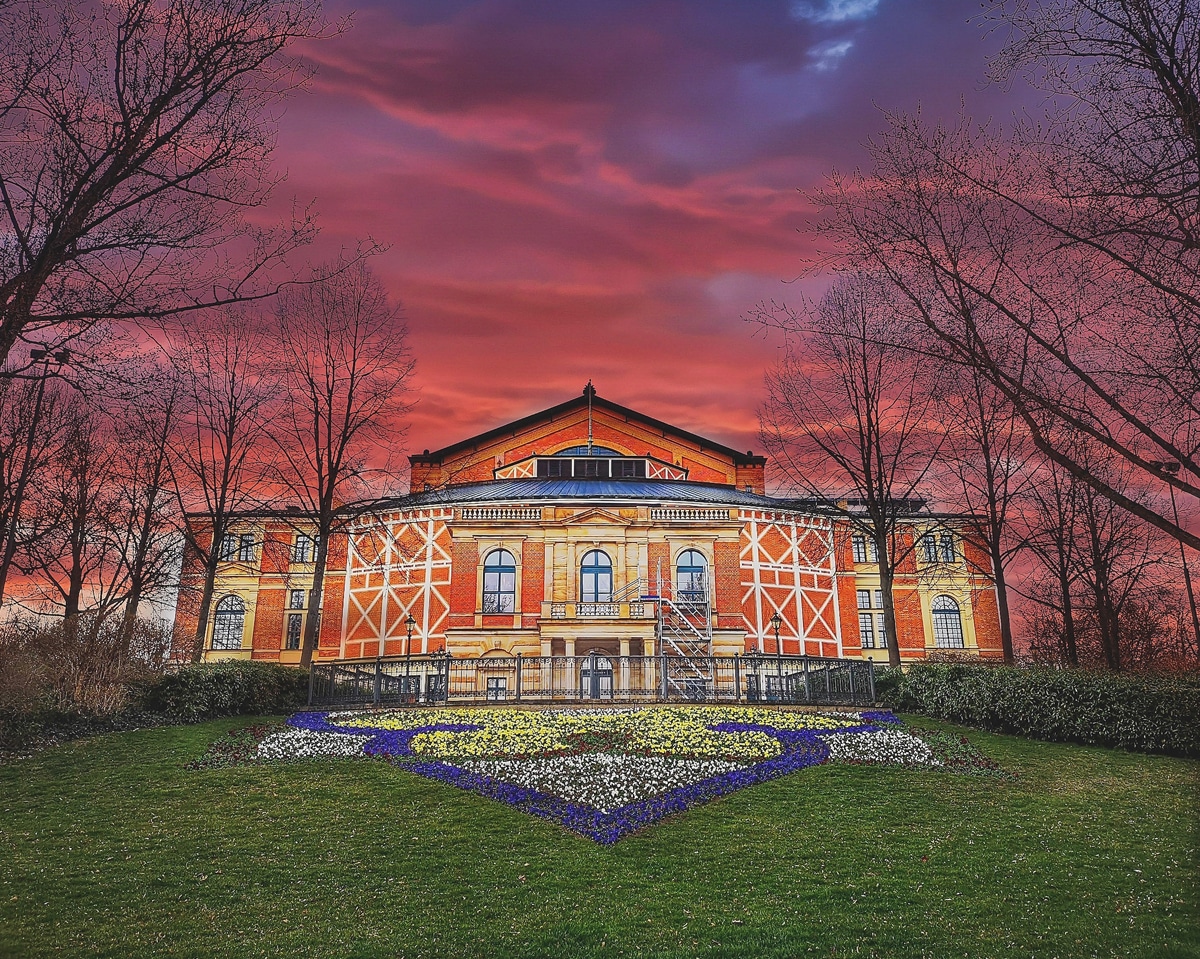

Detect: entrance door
579,654,614,699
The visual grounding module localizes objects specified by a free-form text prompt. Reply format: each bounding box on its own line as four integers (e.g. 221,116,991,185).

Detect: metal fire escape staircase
644,562,714,698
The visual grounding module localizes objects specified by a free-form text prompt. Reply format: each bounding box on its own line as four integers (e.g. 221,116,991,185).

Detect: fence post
515,653,523,702
373,659,381,706
803,657,811,703
659,652,668,700
849,662,856,703
733,654,741,702
308,664,316,706
867,661,876,705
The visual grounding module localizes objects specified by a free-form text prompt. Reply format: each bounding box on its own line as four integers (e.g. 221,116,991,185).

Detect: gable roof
410,384,765,468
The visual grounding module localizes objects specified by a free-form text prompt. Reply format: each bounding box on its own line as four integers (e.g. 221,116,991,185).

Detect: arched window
676,549,708,604
212,595,245,650
580,550,613,603
482,549,517,613
931,595,965,648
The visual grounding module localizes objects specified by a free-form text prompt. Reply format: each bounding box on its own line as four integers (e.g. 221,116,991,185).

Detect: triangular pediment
560,507,631,526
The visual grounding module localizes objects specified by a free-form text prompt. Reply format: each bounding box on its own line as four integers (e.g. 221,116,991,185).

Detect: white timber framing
341,508,454,657
739,510,840,655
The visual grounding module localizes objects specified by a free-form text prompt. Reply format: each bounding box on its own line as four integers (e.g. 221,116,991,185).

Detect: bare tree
811,0,1200,551
934,366,1030,662
0,0,330,372
0,349,73,607
110,383,183,657
272,257,414,667
168,311,278,661
757,274,943,668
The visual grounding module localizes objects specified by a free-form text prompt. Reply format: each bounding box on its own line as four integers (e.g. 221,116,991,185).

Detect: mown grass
0,716,1196,959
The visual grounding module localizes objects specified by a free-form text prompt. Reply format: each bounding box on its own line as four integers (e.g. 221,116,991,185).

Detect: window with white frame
580,550,613,603
289,589,306,610
211,595,246,649
939,532,956,563
920,534,938,563
855,589,888,648
482,548,517,613
851,534,878,564
932,595,965,648
237,533,255,563
285,613,303,650
676,549,707,604
219,533,238,561
292,534,314,563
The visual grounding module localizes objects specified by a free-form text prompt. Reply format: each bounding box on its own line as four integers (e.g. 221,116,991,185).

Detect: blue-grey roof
360,479,836,514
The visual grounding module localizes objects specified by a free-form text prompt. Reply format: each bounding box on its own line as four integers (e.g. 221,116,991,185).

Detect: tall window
856,590,888,648
292,534,314,563
219,533,238,561
851,534,878,564
676,549,707,604
211,596,245,649
920,534,938,563
932,595,965,648
580,550,613,603
285,613,303,650
237,533,255,563
289,589,306,610
939,532,956,563
482,549,517,613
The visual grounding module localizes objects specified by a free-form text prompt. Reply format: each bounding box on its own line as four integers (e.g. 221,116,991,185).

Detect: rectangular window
289,589,306,610
874,590,883,610
537,459,570,477
851,535,878,563
858,612,876,648
237,534,255,563
486,677,508,701
877,613,889,648
293,534,313,563
613,459,646,478
920,534,938,563
940,533,956,563
573,458,609,478
219,533,238,561
285,613,303,650
857,589,871,610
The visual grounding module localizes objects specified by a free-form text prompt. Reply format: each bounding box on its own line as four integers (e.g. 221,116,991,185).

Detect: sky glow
273,0,1038,462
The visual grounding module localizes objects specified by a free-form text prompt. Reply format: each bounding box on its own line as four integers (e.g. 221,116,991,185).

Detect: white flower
257,727,370,760
457,754,750,812
824,729,941,766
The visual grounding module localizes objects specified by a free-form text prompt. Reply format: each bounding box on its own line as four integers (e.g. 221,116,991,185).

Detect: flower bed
190,706,1007,843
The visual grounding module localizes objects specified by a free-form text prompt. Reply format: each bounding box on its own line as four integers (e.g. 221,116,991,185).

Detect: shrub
882,663,1200,757
138,661,309,723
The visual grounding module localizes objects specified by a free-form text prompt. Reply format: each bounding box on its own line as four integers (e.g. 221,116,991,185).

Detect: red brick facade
177,389,1003,663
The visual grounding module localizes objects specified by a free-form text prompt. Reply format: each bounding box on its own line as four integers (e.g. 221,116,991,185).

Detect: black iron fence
308,652,876,708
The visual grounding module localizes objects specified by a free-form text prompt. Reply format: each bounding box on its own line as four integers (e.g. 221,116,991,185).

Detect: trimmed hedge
881,663,1200,757
138,661,309,723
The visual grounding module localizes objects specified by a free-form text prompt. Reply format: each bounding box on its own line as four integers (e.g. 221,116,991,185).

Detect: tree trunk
990,539,1015,663
300,529,329,668
877,532,902,668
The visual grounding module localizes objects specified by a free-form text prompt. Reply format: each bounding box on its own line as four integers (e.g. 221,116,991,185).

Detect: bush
138,661,309,723
882,663,1200,757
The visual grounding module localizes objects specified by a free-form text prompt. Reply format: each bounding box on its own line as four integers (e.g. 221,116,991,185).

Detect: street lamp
771,611,783,692
403,614,417,696
1150,461,1200,652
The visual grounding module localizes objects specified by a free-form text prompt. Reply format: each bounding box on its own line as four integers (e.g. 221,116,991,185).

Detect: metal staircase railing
652,562,714,697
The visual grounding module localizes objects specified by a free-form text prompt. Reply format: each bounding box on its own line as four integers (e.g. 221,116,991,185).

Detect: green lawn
0,717,1196,959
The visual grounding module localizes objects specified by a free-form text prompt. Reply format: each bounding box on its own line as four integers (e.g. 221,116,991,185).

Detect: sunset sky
273,0,1040,461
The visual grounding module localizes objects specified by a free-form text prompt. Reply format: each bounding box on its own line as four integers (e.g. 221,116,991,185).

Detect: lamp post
404,613,416,697
1150,461,1200,653
771,611,783,695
